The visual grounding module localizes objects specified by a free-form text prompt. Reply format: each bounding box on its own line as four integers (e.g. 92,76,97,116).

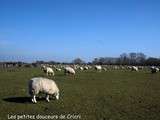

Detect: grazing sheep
79,67,84,71
42,66,55,76
150,66,159,73
56,68,61,71
128,66,132,70
113,66,119,70
88,65,92,69
84,66,89,70
28,77,59,103
64,67,75,75
73,65,78,70
41,65,46,70
95,65,102,71
131,66,138,71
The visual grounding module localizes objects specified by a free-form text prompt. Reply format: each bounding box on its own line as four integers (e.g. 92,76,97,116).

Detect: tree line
0,52,160,67
73,52,160,66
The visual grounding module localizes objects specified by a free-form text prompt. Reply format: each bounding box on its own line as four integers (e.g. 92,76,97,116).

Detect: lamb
28,77,59,103
42,66,55,76
64,66,75,75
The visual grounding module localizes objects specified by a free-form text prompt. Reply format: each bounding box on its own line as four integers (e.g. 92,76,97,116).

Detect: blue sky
0,0,160,62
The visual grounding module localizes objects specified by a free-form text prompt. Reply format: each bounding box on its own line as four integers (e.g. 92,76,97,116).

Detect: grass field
0,67,160,120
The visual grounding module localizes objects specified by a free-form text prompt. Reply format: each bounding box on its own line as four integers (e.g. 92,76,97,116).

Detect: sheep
95,65,102,71
73,65,78,70
131,66,138,71
79,67,84,71
127,66,132,70
41,65,46,70
88,65,92,69
64,66,75,75
113,66,119,70
55,68,61,71
42,66,55,76
84,66,89,70
28,77,59,103
150,66,159,73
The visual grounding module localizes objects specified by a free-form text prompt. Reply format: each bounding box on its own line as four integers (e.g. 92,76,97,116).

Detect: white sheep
64,66,75,75
79,67,84,71
41,65,46,70
55,68,61,71
95,65,102,71
131,66,138,71
150,66,159,73
73,65,78,70
84,66,89,70
42,66,55,76
28,77,59,103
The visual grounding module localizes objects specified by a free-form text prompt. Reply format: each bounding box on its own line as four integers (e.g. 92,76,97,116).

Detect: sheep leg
46,94,50,102
32,95,37,103
33,95,37,103
55,92,59,100
31,98,34,103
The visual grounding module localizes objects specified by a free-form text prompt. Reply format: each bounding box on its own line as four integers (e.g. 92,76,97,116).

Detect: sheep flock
20,64,159,103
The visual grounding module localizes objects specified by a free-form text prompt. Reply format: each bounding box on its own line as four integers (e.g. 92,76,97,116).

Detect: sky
0,0,160,62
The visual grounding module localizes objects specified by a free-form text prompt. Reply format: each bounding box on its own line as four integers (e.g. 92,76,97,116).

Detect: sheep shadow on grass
3,97,31,103
3,96,56,104
3,96,47,104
